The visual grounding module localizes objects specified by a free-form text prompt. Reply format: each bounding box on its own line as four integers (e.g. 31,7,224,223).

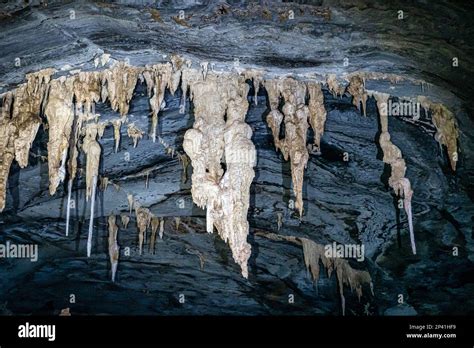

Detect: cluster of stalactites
264,77,327,217
418,96,459,171
257,232,373,316
0,68,55,211
182,69,256,278
374,93,416,255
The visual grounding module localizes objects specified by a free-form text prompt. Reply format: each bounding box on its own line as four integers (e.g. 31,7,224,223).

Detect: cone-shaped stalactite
108,215,120,282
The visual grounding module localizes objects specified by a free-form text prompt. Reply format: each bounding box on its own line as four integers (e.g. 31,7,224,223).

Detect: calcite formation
135,206,151,255
127,123,144,148
307,82,327,151
44,77,75,195
418,97,459,171
265,78,309,217
346,75,368,116
82,125,102,201
0,69,55,211
374,93,416,255
256,231,373,316
108,215,120,282
143,63,172,142
182,69,256,278
0,57,460,283
101,62,140,116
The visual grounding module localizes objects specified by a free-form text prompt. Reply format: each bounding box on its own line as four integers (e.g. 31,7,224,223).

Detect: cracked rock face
0,0,473,316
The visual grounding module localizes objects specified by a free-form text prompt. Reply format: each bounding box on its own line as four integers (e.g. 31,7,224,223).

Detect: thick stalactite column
183,71,255,278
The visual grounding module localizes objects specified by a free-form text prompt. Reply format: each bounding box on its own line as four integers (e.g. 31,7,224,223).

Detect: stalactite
374,93,416,255
87,175,98,257
73,71,101,116
159,218,164,239
346,75,368,116
306,81,327,152
178,153,190,183
112,118,122,152
135,206,151,255
127,123,144,148
255,231,373,316
11,69,55,169
101,62,140,116
143,63,172,142
200,61,209,80
121,213,130,229
418,97,459,171
150,216,160,254
82,125,102,201
326,73,345,98
100,176,109,191
183,70,256,278
44,76,75,195
174,216,181,231
127,194,134,214
243,69,263,105
169,54,184,95
0,92,16,212
265,77,309,217
107,215,119,282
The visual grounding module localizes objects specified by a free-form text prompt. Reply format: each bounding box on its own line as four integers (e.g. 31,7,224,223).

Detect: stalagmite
183,70,256,278
121,214,130,229
127,123,144,148
44,76,75,195
375,93,416,255
307,81,327,152
150,216,160,254
107,215,120,282
135,206,151,255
